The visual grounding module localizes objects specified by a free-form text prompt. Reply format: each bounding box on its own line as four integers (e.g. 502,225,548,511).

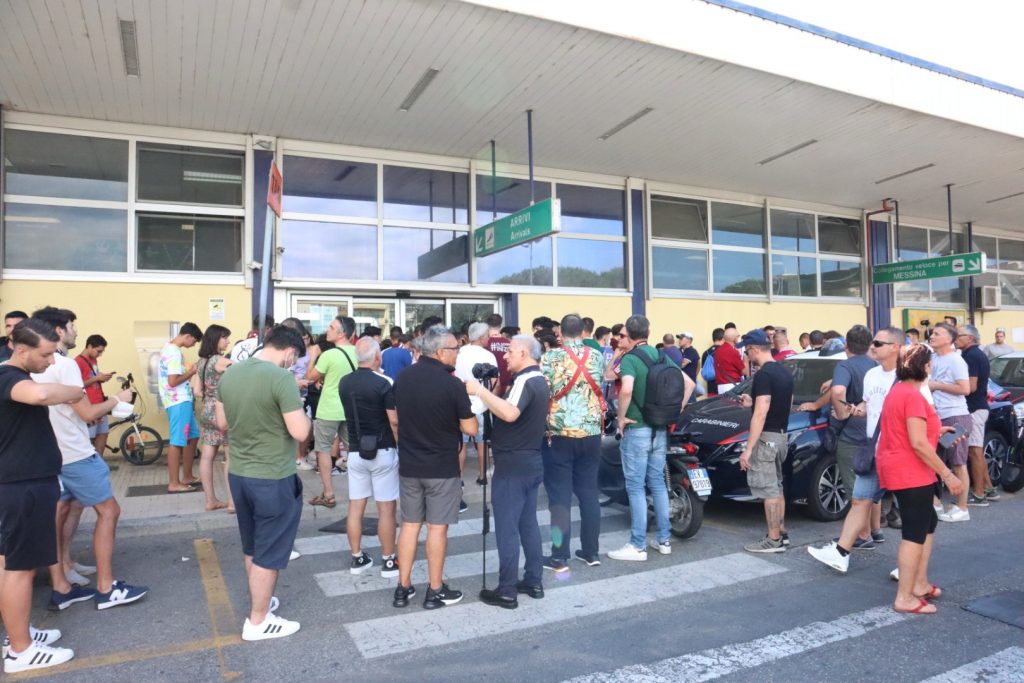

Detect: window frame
891,222,972,307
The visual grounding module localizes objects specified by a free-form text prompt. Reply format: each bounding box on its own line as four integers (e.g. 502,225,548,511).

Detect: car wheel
668,484,704,539
804,453,849,521
1001,443,1024,493
984,431,1009,486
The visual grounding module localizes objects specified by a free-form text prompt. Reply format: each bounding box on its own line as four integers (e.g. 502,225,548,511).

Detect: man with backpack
608,315,694,562
700,328,724,395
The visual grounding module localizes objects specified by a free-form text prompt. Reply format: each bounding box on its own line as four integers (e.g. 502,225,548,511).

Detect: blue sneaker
95,580,148,610
49,585,97,611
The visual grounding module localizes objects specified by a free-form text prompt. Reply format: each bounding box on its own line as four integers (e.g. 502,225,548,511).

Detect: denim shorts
167,402,200,447
851,469,886,503
462,413,486,443
88,415,110,438
59,454,115,506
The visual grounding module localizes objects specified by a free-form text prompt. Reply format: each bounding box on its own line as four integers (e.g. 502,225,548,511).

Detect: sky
745,0,1024,90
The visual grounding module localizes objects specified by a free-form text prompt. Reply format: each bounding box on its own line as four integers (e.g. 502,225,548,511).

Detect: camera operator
464,335,549,609
455,323,500,494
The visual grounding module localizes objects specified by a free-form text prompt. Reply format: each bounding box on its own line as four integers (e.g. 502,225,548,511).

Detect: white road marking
344,552,785,659
315,530,629,597
293,505,624,557
565,605,910,682
919,646,1024,683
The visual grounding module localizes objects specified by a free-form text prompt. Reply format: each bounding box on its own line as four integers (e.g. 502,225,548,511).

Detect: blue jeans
491,469,543,597
542,435,601,560
621,426,669,548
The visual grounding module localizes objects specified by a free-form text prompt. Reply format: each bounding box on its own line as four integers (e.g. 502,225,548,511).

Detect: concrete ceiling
2,0,1024,231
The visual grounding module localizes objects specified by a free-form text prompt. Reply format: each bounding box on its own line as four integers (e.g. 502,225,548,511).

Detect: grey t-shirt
930,351,969,419
985,342,1015,359
832,353,877,444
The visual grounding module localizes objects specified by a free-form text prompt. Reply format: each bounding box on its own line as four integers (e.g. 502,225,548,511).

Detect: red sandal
895,598,936,614
914,584,943,600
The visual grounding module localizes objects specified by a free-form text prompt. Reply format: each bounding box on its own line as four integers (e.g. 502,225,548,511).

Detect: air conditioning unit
977,285,1000,311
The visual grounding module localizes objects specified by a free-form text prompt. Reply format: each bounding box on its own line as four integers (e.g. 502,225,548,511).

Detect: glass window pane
999,238,1024,271
771,255,817,296
973,234,998,269
402,301,445,331
932,277,967,304
652,247,707,291
4,203,126,271
450,302,496,336
5,130,128,201
352,302,396,337
475,175,551,226
136,214,242,272
713,250,765,294
282,156,377,217
280,220,377,279
557,238,625,288
383,166,468,224
930,229,967,257
137,144,243,206
818,216,861,255
894,280,930,302
476,237,553,286
896,226,929,261
651,196,707,242
1000,273,1024,306
294,301,350,335
556,184,625,236
383,227,468,283
770,210,815,253
711,202,763,248
820,260,862,298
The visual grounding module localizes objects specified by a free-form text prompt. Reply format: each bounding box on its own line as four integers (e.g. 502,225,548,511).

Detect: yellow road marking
194,537,243,680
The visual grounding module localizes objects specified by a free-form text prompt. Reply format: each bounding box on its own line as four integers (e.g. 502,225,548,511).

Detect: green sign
474,198,560,258
872,251,985,285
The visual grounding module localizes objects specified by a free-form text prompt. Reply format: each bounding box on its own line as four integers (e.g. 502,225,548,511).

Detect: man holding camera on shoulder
465,335,550,609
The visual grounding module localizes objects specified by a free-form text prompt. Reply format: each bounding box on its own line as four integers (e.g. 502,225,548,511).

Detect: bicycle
103,373,166,466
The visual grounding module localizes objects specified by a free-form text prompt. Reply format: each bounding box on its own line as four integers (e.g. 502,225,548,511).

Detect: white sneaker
933,503,945,516
607,543,647,562
296,460,314,471
3,642,74,673
268,596,279,613
807,542,849,573
65,568,90,587
938,507,970,523
1,627,61,659
289,549,301,561
242,613,300,641
72,562,96,576
890,568,899,581
649,539,671,555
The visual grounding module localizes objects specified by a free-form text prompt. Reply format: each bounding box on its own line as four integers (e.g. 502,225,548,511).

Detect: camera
472,363,500,381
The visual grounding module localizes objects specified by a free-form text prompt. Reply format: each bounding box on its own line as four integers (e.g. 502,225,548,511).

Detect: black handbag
349,391,379,460
853,378,897,475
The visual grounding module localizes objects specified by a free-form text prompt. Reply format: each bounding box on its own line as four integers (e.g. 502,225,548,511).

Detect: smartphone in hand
938,424,966,450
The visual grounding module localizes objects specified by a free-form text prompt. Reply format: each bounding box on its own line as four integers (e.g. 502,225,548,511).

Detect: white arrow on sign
968,258,979,270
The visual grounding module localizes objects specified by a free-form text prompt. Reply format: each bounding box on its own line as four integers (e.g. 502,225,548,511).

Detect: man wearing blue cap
737,329,793,553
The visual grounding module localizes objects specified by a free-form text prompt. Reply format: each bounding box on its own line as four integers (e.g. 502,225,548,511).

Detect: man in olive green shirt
216,326,310,642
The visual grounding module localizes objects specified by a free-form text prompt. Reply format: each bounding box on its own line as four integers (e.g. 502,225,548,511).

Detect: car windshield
989,357,1023,386
727,357,841,405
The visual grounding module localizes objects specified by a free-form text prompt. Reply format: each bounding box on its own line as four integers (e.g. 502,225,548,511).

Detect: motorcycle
598,411,712,539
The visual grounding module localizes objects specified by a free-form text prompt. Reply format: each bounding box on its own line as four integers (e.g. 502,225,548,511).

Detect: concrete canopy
2,0,1024,232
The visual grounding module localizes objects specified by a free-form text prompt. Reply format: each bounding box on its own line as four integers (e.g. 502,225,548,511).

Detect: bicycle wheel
120,426,165,466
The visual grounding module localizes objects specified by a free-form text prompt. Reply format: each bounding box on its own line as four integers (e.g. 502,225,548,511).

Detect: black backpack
629,347,685,427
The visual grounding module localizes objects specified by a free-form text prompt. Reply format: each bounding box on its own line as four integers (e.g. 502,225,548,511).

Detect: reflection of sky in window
5,130,128,202
712,203,764,249
973,235,998,269
5,204,127,271
896,227,928,260
1000,274,1024,305
998,238,1024,270
652,247,707,290
557,239,625,287
557,184,625,237
476,237,553,285
383,227,468,283
770,210,815,252
383,166,468,224
280,220,376,279
282,156,376,218
475,175,550,226
772,255,817,296
820,261,862,297
713,250,765,294
931,277,966,303
817,217,861,255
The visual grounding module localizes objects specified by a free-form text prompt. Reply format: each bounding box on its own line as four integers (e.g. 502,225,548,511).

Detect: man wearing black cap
737,329,793,553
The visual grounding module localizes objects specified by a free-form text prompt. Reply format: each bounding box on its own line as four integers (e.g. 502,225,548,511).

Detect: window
714,251,766,295
279,220,377,280
384,166,468,224
4,204,127,271
818,216,861,255
651,196,707,242
893,225,967,304
137,144,243,206
383,227,468,283
475,237,553,286
971,234,1024,307
712,202,763,248
282,156,376,217
4,130,128,201
652,247,707,291
766,209,863,299
136,214,242,272
770,210,815,253
771,254,816,296
556,184,626,237
558,240,626,288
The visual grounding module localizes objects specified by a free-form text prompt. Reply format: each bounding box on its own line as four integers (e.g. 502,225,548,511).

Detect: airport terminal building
3,0,1024,390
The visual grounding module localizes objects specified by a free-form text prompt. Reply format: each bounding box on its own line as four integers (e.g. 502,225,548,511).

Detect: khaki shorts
969,410,988,449
313,419,349,453
747,431,788,499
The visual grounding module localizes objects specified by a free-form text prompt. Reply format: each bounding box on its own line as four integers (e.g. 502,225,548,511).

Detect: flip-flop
914,584,943,600
166,487,194,494
182,480,202,488
895,598,936,614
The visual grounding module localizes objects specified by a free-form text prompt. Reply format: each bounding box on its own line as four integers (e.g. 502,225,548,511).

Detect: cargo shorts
747,430,788,499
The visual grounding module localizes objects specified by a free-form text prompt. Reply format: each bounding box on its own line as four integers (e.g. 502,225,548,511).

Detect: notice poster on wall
209,298,225,321
1013,328,1024,344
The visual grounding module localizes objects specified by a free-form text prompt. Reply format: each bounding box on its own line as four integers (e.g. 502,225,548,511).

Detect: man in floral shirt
540,314,606,572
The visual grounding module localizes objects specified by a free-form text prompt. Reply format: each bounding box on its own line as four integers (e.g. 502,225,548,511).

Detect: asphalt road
18,489,1024,682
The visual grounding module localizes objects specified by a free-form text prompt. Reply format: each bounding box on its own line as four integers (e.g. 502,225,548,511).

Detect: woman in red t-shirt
876,344,965,614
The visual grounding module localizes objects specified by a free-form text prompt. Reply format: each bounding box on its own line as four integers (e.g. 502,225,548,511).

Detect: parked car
988,352,1024,405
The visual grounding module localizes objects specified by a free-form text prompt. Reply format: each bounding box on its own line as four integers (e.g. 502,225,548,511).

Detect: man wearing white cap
676,333,701,387
985,327,1014,359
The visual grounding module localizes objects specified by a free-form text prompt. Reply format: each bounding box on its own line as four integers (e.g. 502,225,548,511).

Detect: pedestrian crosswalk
919,647,1024,683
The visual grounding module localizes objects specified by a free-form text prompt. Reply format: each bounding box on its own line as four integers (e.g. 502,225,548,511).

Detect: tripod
480,408,493,590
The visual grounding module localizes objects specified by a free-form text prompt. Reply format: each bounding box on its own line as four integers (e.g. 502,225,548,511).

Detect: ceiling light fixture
119,19,140,77
986,190,1024,204
399,68,440,112
755,139,818,166
874,163,935,185
598,107,654,141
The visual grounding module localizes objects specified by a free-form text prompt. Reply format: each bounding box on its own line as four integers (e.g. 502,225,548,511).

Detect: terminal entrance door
289,294,498,336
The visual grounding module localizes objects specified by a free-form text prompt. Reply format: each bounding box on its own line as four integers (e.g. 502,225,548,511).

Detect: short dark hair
799,332,810,342
263,325,306,357
905,328,920,337
724,322,736,330
11,318,60,347
712,327,725,342
85,334,108,348
594,326,611,340
823,330,841,340
362,325,381,338
943,315,957,325
611,323,624,336
625,315,650,341
809,330,825,346
389,325,403,338
179,322,203,339
485,314,503,328
762,325,775,333
252,315,275,330
581,317,595,334
198,324,232,358
418,316,444,335
500,326,519,337
335,316,356,339
31,306,76,331
396,334,413,345
535,329,559,350
4,310,28,321
560,314,584,338
532,316,554,330
897,343,931,381
845,324,872,355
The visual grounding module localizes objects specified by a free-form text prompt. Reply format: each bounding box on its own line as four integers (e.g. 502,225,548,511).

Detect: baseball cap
676,331,694,340
736,329,771,348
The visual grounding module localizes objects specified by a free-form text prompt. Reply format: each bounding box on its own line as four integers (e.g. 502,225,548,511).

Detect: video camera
472,363,500,381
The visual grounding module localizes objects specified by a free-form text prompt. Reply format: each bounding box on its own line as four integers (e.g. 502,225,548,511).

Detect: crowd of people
0,303,1016,670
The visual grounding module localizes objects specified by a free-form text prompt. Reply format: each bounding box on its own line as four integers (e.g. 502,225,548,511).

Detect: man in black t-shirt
737,329,794,554
392,326,477,610
0,319,85,673
701,328,725,395
957,324,996,503
465,335,550,609
339,338,401,579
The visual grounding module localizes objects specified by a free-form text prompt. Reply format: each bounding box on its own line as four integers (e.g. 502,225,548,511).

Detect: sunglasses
871,340,895,348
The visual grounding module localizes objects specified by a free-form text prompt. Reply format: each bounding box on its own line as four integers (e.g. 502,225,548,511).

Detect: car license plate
689,467,712,496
